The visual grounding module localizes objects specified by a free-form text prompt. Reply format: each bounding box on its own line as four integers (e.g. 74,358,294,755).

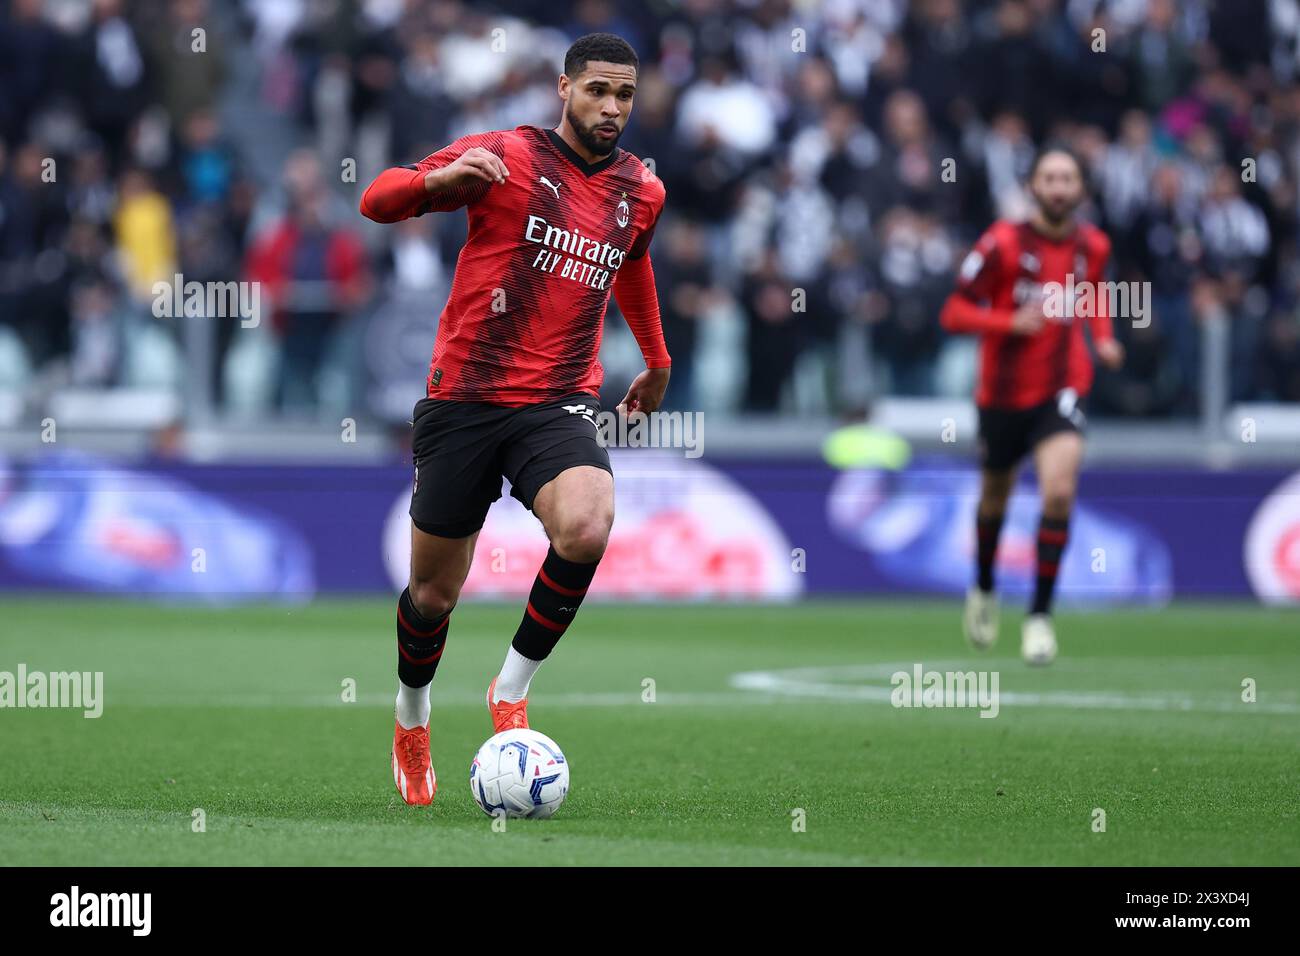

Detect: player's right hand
1010,298,1045,335
617,367,671,416
1096,337,1124,369
425,147,510,190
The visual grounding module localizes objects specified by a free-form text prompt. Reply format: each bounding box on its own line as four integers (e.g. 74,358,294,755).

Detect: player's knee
1041,484,1075,517
408,578,460,619
980,485,1012,512
552,514,611,563
980,471,1014,504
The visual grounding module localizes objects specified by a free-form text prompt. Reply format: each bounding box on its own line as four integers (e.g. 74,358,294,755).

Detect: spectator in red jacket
245,151,369,412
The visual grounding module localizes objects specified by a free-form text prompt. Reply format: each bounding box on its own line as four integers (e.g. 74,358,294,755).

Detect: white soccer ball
469,729,570,819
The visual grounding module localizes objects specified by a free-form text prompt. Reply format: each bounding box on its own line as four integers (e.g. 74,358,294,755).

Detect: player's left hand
1096,338,1124,369
617,367,671,416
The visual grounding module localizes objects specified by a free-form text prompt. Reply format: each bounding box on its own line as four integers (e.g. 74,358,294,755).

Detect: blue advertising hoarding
0,450,1295,603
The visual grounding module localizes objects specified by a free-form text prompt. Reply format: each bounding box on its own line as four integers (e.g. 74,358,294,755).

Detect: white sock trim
395,679,430,730
494,646,542,703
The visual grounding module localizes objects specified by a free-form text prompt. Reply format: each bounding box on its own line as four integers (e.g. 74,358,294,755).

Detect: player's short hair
564,33,639,79
1029,143,1086,181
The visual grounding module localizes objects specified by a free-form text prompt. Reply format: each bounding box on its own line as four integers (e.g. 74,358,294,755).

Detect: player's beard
566,105,622,157
1034,190,1080,228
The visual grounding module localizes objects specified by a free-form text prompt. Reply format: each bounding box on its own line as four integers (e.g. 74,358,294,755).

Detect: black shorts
409,392,611,538
977,390,1086,472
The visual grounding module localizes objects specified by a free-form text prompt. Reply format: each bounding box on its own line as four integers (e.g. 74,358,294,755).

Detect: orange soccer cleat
391,720,436,805
486,676,529,732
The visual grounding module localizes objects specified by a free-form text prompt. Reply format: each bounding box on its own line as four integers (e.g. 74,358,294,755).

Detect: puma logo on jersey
540,176,561,198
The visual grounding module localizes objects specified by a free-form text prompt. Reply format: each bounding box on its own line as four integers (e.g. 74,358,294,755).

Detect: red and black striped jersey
363,125,668,406
942,219,1114,410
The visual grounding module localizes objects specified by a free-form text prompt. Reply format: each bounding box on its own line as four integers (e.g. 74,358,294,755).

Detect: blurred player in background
941,148,1123,665
360,33,670,805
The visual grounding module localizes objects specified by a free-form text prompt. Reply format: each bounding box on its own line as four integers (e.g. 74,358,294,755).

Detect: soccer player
940,147,1123,665
359,33,670,805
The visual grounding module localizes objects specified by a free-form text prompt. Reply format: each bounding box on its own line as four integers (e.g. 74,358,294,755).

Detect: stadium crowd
2,0,1300,422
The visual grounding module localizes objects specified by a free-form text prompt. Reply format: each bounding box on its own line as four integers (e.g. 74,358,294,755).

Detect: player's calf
391,587,450,805
1031,513,1070,616
488,545,602,731
965,483,1008,648
487,464,612,728
975,508,1005,594
395,585,451,728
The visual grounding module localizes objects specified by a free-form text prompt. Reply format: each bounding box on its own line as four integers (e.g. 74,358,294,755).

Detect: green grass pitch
1,598,1296,866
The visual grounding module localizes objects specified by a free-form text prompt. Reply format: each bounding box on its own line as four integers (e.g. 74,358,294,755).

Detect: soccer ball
469,729,569,819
